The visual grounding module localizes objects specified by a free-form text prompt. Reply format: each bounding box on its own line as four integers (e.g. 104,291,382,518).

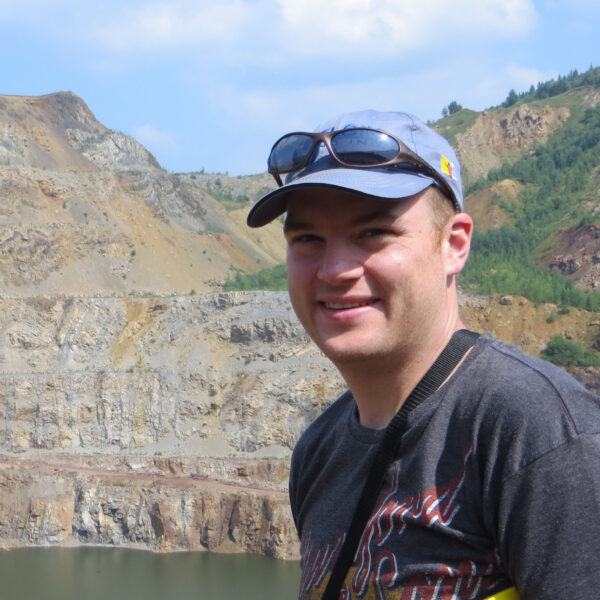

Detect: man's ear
444,212,473,276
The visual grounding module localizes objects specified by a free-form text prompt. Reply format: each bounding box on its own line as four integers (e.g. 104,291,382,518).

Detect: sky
1,0,598,176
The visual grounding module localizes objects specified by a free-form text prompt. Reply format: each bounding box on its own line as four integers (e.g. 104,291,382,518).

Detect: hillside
3,81,600,307
0,92,283,297
448,69,600,307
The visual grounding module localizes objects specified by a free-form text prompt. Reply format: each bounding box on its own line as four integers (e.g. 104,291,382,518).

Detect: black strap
321,329,480,600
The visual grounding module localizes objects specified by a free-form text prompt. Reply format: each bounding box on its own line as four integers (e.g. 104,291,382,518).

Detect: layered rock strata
0,291,347,559
0,455,297,559
2,290,600,558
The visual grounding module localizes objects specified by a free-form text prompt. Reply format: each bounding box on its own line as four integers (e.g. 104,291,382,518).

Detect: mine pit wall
0,292,343,455
0,459,299,559
4,290,598,559
0,291,346,559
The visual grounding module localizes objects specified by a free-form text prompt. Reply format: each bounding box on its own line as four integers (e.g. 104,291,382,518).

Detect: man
247,110,600,600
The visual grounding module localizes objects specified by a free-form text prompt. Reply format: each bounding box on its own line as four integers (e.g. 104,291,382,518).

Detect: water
0,547,301,600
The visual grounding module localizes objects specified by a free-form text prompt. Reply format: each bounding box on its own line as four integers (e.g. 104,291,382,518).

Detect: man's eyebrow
348,209,398,226
283,218,312,233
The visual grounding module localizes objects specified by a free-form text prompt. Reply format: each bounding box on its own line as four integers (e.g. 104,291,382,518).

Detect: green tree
504,89,518,107
447,101,463,115
441,101,463,117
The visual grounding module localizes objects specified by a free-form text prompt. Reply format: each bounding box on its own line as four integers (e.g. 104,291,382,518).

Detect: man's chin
318,340,382,366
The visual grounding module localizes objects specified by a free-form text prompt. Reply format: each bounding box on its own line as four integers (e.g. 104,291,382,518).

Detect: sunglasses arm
270,172,284,187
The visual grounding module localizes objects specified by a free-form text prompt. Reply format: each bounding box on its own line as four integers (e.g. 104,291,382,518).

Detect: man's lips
320,299,378,310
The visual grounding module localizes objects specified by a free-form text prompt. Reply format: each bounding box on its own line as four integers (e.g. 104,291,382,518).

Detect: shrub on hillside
541,335,600,367
223,264,287,291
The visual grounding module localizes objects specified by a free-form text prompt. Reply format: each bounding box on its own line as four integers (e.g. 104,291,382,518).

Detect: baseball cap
247,110,463,228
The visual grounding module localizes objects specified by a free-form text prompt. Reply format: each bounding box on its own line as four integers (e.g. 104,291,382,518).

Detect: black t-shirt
289,334,600,599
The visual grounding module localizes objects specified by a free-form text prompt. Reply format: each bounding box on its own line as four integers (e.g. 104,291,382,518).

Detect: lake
0,547,301,600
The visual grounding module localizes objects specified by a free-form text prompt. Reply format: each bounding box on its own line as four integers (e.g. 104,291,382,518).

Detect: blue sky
1,0,598,176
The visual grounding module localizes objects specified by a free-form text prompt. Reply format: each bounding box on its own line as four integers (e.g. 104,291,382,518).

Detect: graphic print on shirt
299,531,345,594
299,445,505,599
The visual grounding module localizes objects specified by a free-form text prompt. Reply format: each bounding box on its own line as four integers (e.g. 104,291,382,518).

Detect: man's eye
362,228,390,238
292,234,321,243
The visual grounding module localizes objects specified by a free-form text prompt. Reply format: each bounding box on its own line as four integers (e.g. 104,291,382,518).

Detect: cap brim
247,168,437,228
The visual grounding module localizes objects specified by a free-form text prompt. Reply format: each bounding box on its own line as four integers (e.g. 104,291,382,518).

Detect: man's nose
317,241,363,283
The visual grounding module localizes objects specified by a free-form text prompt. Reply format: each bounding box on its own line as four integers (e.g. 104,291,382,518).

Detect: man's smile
319,297,377,310
321,299,378,310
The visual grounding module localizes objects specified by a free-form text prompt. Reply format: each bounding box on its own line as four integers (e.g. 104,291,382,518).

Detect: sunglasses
267,127,455,203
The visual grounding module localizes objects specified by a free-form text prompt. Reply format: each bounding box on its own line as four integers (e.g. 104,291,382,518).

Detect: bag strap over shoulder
321,329,480,600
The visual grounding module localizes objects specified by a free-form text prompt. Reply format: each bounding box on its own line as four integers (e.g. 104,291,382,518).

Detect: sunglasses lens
331,129,399,165
269,134,315,172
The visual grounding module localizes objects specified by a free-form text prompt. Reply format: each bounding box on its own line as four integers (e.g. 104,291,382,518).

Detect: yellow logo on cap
441,155,457,181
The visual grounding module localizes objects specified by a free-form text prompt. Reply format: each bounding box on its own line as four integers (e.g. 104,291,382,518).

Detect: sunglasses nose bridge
319,133,335,160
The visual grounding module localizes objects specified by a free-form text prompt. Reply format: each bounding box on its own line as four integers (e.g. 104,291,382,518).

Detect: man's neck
337,320,466,430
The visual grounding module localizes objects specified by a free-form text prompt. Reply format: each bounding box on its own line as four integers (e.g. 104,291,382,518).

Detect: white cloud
205,72,463,140
275,0,538,55
132,123,177,152
460,63,554,110
91,1,250,53
203,57,557,150
504,64,554,90
22,0,537,65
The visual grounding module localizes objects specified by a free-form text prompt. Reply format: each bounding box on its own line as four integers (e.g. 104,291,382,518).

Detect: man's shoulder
462,333,600,435
474,333,593,392
432,333,600,479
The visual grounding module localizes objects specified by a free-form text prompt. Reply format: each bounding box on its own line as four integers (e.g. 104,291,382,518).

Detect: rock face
0,292,342,454
0,291,346,558
0,92,152,172
0,455,298,558
2,289,599,559
0,92,316,559
541,224,600,290
453,104,570,181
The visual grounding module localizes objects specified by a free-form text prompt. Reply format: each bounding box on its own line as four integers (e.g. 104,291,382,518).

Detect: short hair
424,186,457,245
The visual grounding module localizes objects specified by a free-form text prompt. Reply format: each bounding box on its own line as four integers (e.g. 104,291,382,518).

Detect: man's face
284,188,455,370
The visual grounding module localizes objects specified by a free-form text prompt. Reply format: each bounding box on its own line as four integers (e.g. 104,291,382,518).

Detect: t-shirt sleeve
495,433,600,600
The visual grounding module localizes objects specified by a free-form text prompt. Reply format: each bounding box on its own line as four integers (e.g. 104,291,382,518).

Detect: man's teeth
324,301,373,309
